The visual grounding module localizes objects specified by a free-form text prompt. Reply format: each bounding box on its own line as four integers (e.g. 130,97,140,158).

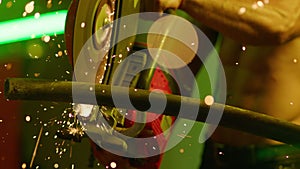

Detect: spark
293,58,298,63
177,134,192,138
257,1,264,7
30,126,43,168
110,162,117,168
21,163,27,169
238,7,246,15
204,95,215,106
25,116,31,122
34,12,40,19
69,145,73,158
242,46,246,51
67,127,85,137
80,22,86,28
54,163,59,168
25,1,34,14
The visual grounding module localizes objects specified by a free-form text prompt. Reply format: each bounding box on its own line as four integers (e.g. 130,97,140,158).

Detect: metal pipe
5,78,300,145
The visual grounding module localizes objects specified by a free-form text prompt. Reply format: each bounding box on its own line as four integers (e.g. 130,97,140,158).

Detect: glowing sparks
110,162,117,168
47,0,52,8
34,12,40,19
67,127,85,137
57,51,63,57
252,3,258,9
30,127,43,168
53,163,59,168
6,1,12,8
177,134,192,138
218,151,225,155
34,73,40,77
70,146,73,158
45,132,49,136
25,1,35,14
293,58,298,63
257,1,264,7
238,7,246,15
21,163,27,169
204,95,215,106
80,22,86,28
25,115,31,122
242,46,246,51
4,63,12,70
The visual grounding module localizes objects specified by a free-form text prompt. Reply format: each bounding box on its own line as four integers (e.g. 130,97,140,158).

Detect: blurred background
0,0,207,168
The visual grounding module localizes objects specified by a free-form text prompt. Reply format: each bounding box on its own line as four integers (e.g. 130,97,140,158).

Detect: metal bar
4,78,300,144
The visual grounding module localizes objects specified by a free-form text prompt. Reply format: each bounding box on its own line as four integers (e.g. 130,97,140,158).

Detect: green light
0,10,67,45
